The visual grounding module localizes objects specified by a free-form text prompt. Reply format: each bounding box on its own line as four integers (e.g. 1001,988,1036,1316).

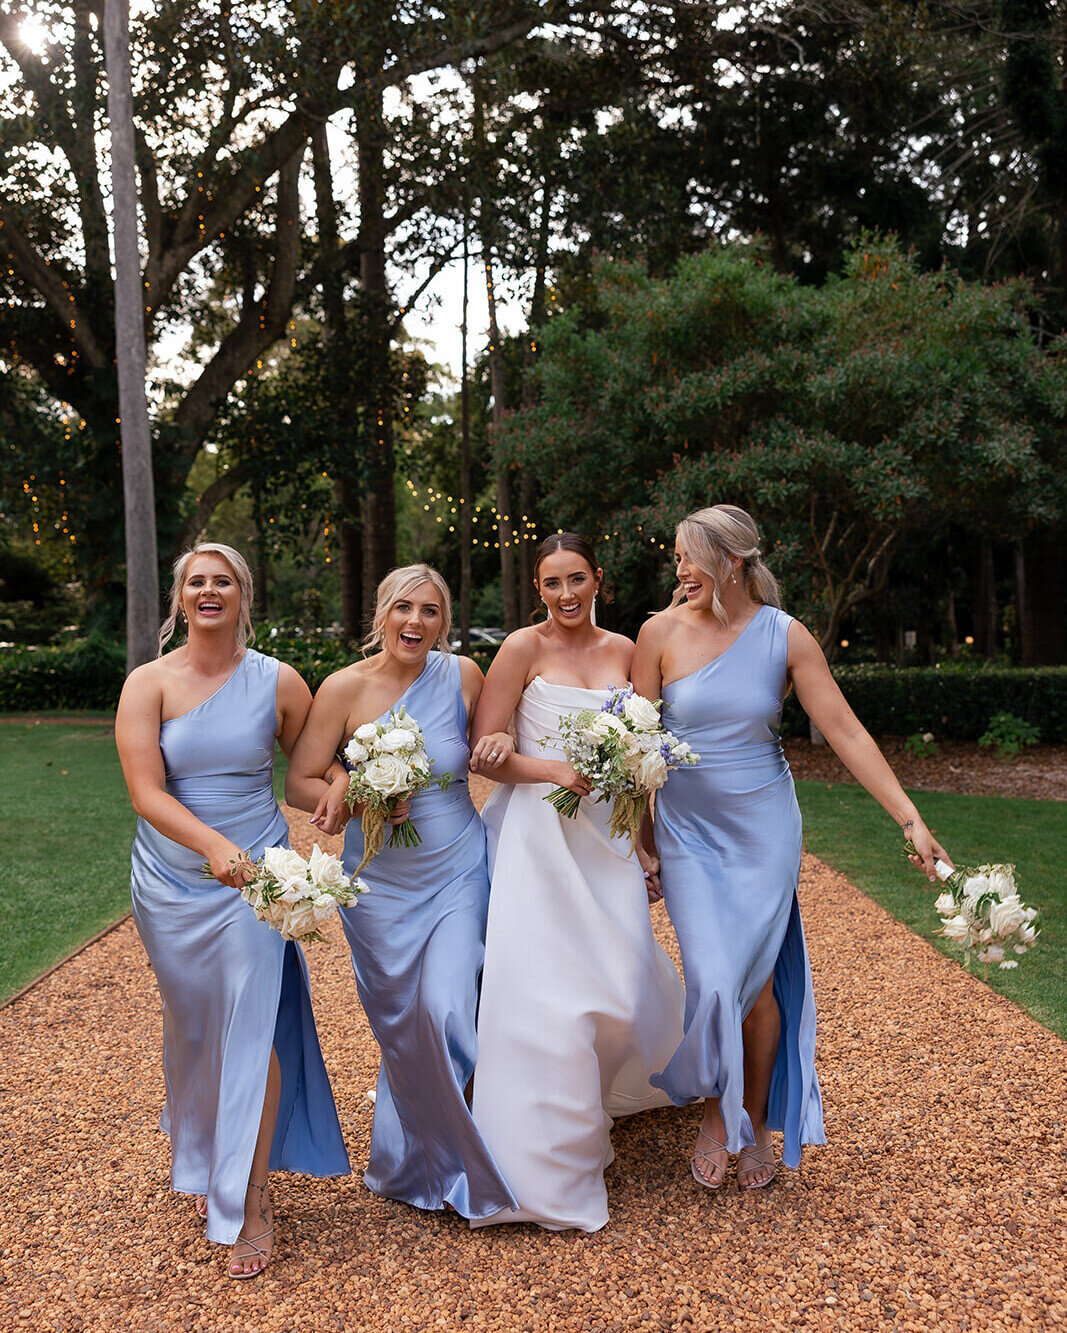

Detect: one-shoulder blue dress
651,605,825,1168
129,650,350,1245
339,651,515,1218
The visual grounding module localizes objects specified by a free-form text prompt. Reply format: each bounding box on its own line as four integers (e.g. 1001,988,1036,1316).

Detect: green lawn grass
796,780,1066,1039
3,723,1062,1042
0,721,136,1001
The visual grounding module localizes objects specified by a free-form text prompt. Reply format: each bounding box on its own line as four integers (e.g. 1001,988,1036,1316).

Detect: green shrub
978,712,1042,760
904,730,939,758
782,665,1067,742
254,628,353,694
0,637,125,711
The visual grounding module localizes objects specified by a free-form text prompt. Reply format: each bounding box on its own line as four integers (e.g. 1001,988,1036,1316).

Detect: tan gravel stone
1,790,1063,1330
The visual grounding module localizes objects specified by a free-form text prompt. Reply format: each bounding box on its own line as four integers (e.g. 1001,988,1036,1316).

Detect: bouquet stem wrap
608,790,650,854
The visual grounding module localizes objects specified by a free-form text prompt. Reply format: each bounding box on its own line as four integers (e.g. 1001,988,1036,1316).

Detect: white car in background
449,626,507,651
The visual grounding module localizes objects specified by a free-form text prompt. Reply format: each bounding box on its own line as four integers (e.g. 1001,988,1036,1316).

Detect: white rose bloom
989,895,1026,937
1018,923,1038,945
344,738,369,766
622,692,661,731
941,914,971,944
635,750,669,791
962,874,989,900
978,944,1005,964
278,873,311,904
672,741,691,760
355,722,379,742
283,899,319,939
586,712,626,742
934,892,956,917
393,711,421,733
378,727,418,753
308,845,349,892
262,846,308,884
987,867,1015,899
312,892,338,922
363,753,414,798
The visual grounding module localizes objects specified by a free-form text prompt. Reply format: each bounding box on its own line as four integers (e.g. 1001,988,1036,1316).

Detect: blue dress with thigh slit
651,605,825,1167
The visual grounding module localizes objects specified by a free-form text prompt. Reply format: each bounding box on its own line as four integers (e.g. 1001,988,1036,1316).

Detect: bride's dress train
471,676,685,1231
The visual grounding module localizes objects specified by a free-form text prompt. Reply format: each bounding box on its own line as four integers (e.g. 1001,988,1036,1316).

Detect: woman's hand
309,774,353,837
548,761,592,797
386,797,412,827
469,731,515,772
636,842,662,904
903,815,953,884
206,837,255,888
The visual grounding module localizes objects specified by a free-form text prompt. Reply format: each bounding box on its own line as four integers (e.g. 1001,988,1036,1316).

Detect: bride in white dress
467,534,685,1232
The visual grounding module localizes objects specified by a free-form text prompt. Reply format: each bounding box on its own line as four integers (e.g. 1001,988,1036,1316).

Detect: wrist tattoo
901,818,914,836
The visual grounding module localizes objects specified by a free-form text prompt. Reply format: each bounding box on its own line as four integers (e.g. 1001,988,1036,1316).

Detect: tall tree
103,0,158,668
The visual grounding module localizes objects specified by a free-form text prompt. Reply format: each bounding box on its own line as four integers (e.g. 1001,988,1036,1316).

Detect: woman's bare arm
788,620,951,881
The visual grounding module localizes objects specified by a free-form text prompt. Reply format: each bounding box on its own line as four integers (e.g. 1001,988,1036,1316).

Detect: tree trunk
485,257,518,632
1013,540,1028,665
459,220,472,653
103,0,159,670
356,85,396,614
516,178,552,623
974,539,998,658
312,124,362,641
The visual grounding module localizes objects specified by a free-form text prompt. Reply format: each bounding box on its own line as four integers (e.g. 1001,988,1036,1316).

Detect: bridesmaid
285,563,516,1219
633,505,951,1190
115,543,350,1278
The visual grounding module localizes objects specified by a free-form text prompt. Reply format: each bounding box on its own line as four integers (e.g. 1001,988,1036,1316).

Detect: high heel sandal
690,1126,729,1190
228,1226,274,1280
737,1143,777,1191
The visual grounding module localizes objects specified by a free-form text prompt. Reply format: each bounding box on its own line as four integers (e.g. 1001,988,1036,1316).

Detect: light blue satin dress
339,651,515,1218
129,650,350,1245
651,604,825,1168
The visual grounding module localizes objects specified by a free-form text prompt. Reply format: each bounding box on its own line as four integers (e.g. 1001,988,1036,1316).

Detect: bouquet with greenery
343,706,451,872
546,685,698,850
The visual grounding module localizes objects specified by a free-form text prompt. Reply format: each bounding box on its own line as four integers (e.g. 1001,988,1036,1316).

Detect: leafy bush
904,731,939,758
978,712,1042,760
782,666,1067,742
0,638,125,711
254,628,354,694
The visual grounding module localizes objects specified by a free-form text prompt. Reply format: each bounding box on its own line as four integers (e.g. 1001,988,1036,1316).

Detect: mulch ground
1,784,1064,1332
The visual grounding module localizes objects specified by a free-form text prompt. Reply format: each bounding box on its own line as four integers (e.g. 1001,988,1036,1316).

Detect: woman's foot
195,1195,207,1221
228,1179,273,1278
691,1114,729,1189
737,1133,776,1190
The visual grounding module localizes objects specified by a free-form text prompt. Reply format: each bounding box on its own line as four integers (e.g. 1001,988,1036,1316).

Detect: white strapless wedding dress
471,676,685,1231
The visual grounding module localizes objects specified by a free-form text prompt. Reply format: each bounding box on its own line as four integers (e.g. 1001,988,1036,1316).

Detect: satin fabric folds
652,604,825,1168
130,650,350,1246
472,676,685,1232
339,651,515,1219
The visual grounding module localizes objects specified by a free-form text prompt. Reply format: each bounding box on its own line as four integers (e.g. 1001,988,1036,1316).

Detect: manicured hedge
2,636,1063,742
0,638,126,711
781,665,1067,742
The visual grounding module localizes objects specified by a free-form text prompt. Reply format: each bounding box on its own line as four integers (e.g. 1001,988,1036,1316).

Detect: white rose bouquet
205,845,366,942
545,685,698,850
905,842,1041,971
343,706,451,872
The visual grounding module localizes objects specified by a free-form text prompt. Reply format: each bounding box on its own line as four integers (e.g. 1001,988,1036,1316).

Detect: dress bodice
661,604,793,768
159,649,279,808
371,652,471,806
513,676,616,762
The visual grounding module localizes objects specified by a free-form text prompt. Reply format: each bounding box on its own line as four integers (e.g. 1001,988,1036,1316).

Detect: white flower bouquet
906,842,1041,970
545,684,699,850
205,845,365,943
343,706,451,872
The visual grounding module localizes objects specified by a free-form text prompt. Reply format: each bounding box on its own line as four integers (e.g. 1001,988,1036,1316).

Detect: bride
468,533,685,1231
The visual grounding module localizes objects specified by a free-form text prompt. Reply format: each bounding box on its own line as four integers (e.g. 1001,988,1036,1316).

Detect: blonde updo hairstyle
671,505,781,627
363,563,453,655
157,542,255,657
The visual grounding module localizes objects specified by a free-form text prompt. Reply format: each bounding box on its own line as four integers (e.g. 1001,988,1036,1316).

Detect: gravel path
2,790,1064,1332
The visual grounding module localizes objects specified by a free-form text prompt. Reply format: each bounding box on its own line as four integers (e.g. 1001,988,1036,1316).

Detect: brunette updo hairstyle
670,505,781,627
531,533,612,622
